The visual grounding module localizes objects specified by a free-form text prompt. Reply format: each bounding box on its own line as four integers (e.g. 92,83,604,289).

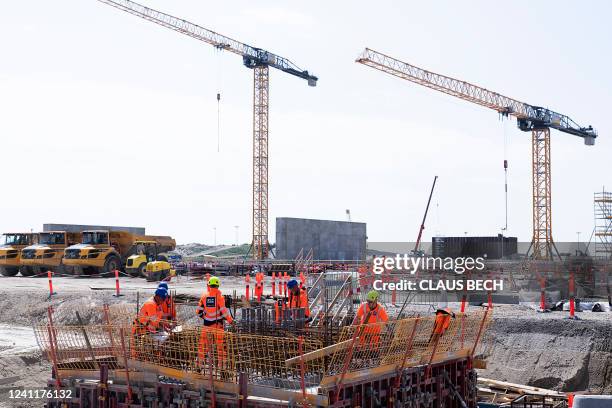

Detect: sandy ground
0,274,609,407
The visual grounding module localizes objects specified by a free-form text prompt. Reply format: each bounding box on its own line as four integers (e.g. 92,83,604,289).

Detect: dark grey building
432,235,517,259
275,217,366,260
43,224,145,235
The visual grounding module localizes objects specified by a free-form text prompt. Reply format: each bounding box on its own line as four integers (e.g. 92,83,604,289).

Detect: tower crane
97,0,318,259
357,48,597,260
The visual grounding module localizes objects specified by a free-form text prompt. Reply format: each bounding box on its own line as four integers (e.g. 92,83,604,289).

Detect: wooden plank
286,338,356,366
320,349,470,388
478,378,565,397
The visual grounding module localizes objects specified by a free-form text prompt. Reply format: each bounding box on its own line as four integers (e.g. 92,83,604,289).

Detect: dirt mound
481,309,612,394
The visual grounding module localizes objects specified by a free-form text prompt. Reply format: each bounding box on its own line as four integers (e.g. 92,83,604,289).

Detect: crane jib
97,0,317,85
357,48,596,143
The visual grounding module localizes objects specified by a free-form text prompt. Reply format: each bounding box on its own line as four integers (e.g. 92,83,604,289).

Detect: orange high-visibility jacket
433,313,451,334
134,297,162,333
356,303,389,325
255,272,264,287
289,287,310,317
245,274,251,284
196,287,233,326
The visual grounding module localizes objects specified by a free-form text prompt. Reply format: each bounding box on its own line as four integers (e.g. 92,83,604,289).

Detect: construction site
1,0,611,407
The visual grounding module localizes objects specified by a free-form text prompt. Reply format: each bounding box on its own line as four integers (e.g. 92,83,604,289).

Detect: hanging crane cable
502,115,509,233
215,47,223,153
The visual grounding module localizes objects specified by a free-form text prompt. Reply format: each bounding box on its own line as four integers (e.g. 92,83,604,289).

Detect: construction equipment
20,231,81,276
414,175,438,256
125,240,172,278
63,230,175,276
0,232,38,276
356,48,597,260
143,259,174,282
96,0,318,260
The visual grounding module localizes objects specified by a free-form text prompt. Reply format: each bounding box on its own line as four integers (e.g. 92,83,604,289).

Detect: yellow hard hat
208,276,220,287
366,290,379,302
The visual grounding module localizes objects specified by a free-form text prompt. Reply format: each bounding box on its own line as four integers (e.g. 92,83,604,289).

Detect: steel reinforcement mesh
34,308,491,393
34,321,325,390
324,310,491,379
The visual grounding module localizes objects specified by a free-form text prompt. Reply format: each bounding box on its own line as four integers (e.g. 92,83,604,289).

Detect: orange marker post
114,269,122,297
569,271,576,319
539,277,546,311
47,271,56,297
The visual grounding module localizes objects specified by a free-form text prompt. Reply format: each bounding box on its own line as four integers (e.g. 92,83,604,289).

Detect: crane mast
357,48,597,260
97,0,317,259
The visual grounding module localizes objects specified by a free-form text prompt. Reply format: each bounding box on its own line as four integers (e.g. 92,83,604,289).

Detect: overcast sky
1,1,610,245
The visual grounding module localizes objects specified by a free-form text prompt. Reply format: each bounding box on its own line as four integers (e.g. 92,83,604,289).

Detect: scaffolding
595,189,612,259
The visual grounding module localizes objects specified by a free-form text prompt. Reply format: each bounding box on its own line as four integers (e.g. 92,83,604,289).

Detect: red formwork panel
45,358,476,408
327,357,477,408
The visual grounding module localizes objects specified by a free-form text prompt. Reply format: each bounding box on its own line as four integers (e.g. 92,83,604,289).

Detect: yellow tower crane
357,48,597,260
97,0,318,259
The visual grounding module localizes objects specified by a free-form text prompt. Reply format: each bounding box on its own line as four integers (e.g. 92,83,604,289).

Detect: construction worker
131,287,167,358
196,276,235,368
430,307,455,344
255,268,264,301
287,279,311,322
299,270,306,289
353,290,389,345
157,282,176,323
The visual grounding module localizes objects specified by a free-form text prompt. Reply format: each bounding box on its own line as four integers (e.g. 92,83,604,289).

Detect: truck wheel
103,256,121,277
20,266,35,277
138,263,147,278
0,266,19,277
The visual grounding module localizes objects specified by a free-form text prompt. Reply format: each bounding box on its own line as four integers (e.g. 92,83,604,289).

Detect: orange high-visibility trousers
198,325,226,368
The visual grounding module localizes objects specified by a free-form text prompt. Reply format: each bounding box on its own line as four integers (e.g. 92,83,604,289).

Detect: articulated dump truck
20,231,81,276
63,230,175,276
0,233,38,276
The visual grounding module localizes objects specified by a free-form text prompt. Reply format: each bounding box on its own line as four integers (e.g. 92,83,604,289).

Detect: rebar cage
34,304,491,402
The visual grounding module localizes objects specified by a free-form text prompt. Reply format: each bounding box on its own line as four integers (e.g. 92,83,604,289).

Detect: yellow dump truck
20,231,81,276
63,230,175,276
0,233,38,276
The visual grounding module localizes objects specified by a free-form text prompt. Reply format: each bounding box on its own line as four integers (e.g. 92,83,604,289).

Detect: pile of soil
480,305,612,394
